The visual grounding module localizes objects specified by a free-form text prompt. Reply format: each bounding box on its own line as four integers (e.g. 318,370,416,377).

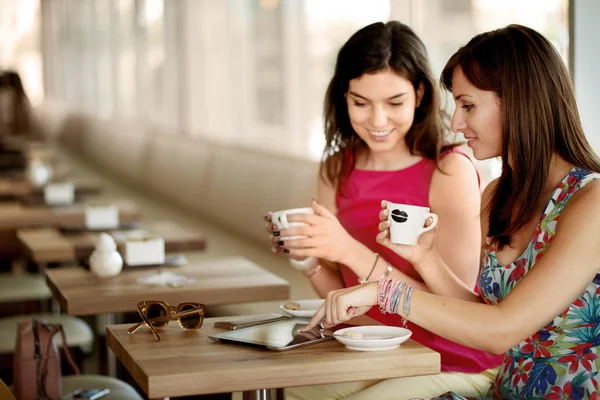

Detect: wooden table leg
243,388,285,400
106,313,117,377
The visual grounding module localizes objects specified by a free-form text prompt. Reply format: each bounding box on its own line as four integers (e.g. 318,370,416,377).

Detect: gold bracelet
359,253,379,284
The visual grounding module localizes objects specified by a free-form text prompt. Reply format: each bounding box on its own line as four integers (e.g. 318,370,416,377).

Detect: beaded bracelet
391,282,407,314
400,285,415,327
377,277,393,314
383,280,401,312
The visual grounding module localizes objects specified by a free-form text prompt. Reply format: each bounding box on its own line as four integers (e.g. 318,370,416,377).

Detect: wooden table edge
106,322,441,398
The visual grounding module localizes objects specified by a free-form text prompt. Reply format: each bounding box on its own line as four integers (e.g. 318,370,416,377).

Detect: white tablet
208,317,332,351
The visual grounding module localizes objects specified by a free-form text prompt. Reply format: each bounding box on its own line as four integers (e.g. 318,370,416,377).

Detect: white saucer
279,299,324,318
333,326,412,351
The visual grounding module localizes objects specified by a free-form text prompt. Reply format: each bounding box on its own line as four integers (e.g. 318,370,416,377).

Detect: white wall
574,0,600,152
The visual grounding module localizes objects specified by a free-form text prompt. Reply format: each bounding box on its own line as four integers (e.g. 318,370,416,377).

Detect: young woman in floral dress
302,24,600,399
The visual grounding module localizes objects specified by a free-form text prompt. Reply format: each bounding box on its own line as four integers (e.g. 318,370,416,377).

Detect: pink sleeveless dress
336,152,502,373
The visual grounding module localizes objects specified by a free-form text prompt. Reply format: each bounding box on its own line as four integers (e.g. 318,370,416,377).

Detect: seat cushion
0,313,93,354
0,273,51,302
63,375,143,400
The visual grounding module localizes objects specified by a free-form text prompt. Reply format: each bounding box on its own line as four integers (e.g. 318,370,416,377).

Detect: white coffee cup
270,207,314,240
386,202,438,245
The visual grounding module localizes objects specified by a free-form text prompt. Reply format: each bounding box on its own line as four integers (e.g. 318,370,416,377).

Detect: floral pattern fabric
432,167,600,400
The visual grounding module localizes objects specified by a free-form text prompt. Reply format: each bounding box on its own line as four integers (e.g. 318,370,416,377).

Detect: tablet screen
208,318,330,350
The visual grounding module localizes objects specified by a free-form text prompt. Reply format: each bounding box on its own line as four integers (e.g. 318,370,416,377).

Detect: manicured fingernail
284,249,289,253
278,241,284,246
273,231,280,236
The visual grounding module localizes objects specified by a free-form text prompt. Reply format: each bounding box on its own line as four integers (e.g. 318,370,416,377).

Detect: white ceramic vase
89,233,123,278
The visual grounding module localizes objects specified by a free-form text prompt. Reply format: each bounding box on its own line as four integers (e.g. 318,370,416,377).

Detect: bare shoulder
317,166,338,213
560,177,600,216
434,152,478,179
429,152,481,216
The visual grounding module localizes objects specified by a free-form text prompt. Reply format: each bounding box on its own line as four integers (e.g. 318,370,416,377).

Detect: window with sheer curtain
36,0,568,178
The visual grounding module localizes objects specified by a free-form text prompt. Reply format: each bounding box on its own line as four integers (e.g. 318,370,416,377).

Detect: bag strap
35,321,82,400
36,322,57,400
57,325,81,375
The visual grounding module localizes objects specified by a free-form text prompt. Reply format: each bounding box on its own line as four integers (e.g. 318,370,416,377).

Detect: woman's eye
461,104,473,112
390,102,404,107
353,101,367,107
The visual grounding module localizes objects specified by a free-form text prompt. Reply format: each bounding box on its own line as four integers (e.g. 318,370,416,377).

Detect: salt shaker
89,233,123,278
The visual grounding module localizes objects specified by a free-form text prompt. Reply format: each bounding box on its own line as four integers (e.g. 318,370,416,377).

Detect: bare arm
285,158,483,296
308,175,430,296
406,180,600,354
426,153,481,288
307,177,345,298
408,171,497,302
307,180,600,354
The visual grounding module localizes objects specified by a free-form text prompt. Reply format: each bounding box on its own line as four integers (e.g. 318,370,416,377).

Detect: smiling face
450,67,503,160
346,68,423,154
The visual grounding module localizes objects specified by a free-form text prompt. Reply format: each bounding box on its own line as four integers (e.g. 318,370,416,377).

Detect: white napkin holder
122,235,165,266
43,181,75,206
85,203,120,230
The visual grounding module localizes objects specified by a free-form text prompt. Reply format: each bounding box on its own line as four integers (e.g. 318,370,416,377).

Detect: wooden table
107,317,441,399
0,177,102,200
17,221,206,264
0,200,140,230
45,256,290,316
47,255,289,378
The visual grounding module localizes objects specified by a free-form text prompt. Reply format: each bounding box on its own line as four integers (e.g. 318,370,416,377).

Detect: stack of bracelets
377,277,414,327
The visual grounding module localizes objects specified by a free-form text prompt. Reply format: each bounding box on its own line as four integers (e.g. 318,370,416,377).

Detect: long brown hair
320,21,451,189
441,24,600,249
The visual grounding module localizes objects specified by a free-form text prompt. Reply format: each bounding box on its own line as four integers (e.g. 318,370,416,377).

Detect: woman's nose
370,106,387,128
451,111,467,133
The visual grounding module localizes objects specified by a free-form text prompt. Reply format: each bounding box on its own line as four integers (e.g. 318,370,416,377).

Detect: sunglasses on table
128,301,206,341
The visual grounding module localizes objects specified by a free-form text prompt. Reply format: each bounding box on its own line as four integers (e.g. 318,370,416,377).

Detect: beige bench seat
63,375,143,400
0,273,51,302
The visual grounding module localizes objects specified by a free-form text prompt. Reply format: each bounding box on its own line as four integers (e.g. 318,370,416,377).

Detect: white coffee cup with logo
386,202,438,245
270,207,314,240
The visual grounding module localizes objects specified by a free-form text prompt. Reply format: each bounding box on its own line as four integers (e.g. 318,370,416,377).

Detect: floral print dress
433,167,600,400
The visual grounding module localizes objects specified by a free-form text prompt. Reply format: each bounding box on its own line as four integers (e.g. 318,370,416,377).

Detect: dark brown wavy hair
320,21,452,189
441,24,600,249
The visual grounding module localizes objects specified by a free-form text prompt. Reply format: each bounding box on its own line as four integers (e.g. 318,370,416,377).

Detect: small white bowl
279,299,324,318
333,326,412,351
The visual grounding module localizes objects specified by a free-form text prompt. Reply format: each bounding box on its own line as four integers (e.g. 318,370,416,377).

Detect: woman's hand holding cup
264,207,314,258
376,200,438,267
271,200,358,265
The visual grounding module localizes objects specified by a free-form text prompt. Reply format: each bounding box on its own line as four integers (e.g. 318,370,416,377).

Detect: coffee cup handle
419,213,438,235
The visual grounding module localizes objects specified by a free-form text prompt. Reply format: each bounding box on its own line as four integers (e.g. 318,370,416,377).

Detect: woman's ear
416,82,425,107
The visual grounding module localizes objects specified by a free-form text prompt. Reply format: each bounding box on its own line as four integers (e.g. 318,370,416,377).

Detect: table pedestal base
244,388,285,400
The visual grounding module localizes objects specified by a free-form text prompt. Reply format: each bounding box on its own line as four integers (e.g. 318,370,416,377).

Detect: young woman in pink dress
265,21,501,399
